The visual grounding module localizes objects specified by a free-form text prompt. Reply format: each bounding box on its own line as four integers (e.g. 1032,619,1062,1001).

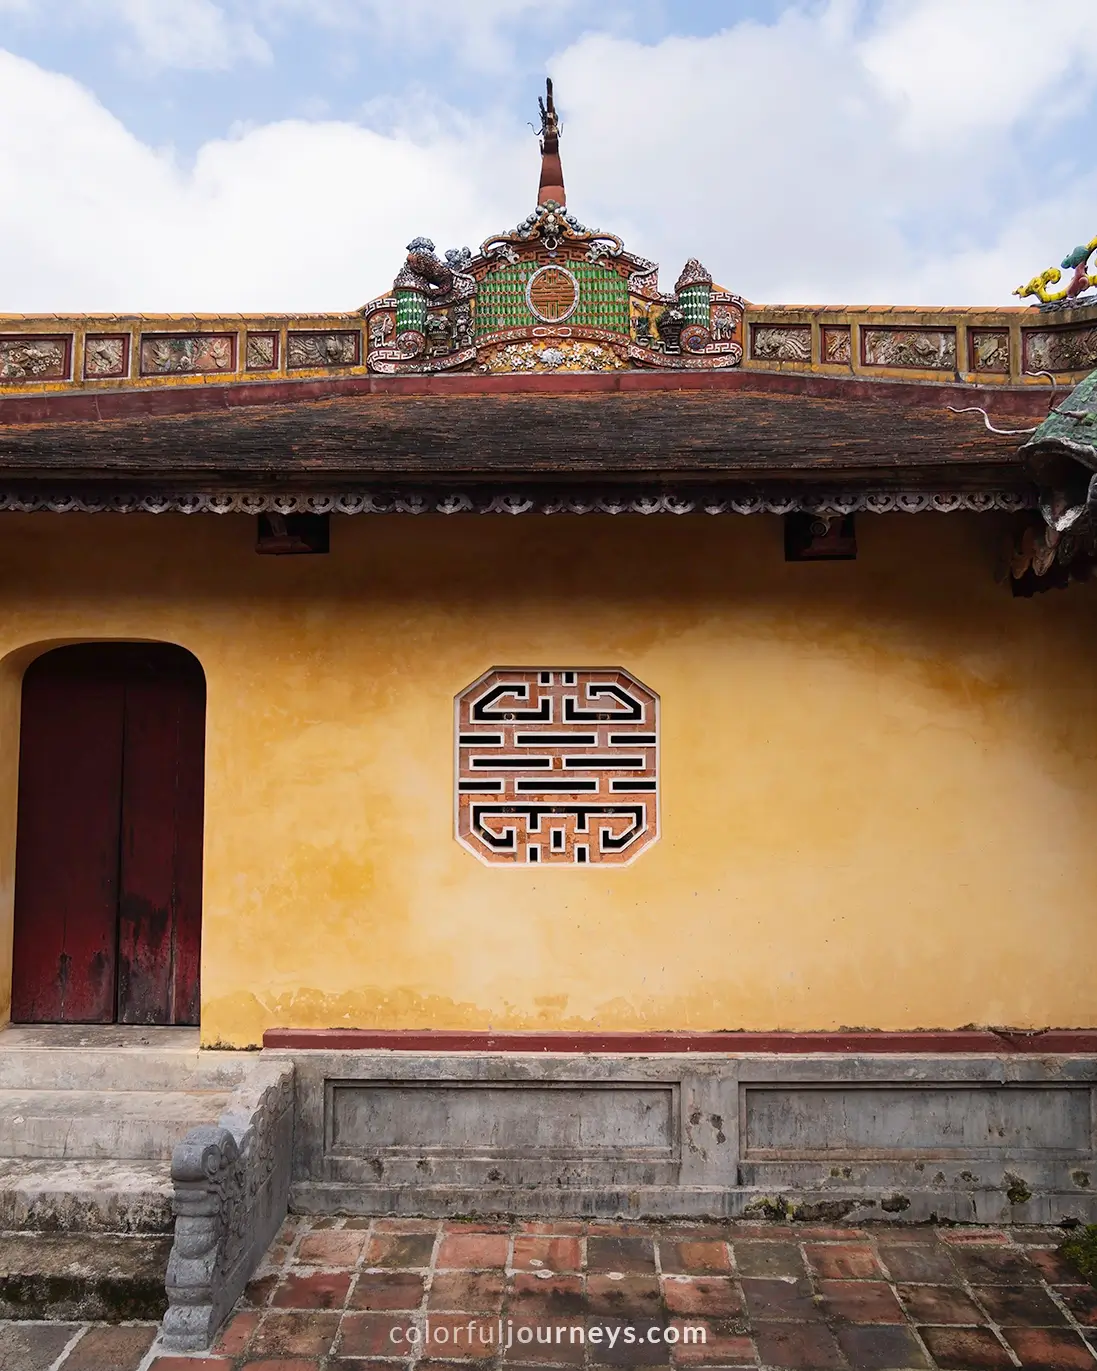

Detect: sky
1,0,1095,313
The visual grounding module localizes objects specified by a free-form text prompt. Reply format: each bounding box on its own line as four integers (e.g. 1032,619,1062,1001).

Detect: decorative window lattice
475,263,629,337
455,667,659,867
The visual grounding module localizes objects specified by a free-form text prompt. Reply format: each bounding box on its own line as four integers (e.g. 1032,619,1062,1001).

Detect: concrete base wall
269,1050,1097,1225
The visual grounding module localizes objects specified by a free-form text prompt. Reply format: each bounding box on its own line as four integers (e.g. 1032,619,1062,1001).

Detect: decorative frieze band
2,307,1097,390
0,490,1035,516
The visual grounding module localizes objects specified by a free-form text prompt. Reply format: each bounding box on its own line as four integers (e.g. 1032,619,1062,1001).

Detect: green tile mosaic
475,261,629,337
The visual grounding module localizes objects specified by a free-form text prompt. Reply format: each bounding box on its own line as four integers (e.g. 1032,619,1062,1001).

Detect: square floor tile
877,1243,958,1284
835,1324,930,1370
437,1233,510,1270
428,1271,506,1312
587,1238,657,1275
587,1274,663,1317
63,1324,158,1371
803,1243,882,1281
350,1271,427,1310
502,1320,586,1365
661,1276,742,1317
741,1277,822,1322
731,1243,803,1279
587,1317,672,1367
973,1283,1068,1326
1003,1326,1097,1369
507,1272,586,1318
270,1270,353,1310
363,1233,436,1269
250,1311,341,1358
338,1311,420,1358
754,1321,845,1369
896,1282,984,1324
815,1279,904,1324
295,1229,368,1267
512,1236,583,1273
1059,1286,1097,1326
917,1326,1013,1370
952,1247,1038,1285
658,1242,731,1275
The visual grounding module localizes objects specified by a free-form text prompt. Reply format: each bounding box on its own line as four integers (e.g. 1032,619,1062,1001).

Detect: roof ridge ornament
364,81,744,373
537,77,565,207
1015,235,1097,308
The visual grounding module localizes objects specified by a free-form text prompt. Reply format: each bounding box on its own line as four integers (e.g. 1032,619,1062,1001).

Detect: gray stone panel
327,1080,677,1157
743,1085,1093,1159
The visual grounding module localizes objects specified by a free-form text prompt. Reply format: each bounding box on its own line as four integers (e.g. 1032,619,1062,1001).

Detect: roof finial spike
537,77,565,208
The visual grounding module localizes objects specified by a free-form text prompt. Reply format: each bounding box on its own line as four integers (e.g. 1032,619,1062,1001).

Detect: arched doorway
12,644,205,1025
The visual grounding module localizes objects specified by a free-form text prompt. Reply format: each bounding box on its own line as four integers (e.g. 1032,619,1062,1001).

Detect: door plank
12,648,126,1023
117,647,205,1026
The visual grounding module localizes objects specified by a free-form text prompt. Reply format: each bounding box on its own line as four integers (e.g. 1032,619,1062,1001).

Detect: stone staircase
0,1024,255,1320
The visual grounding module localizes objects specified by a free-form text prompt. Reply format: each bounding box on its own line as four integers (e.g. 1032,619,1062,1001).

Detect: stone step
0,1157,173,1233
0,1088,231,1161
0,1232,171,1320
0,1026,252,1092
0,1048,248,1093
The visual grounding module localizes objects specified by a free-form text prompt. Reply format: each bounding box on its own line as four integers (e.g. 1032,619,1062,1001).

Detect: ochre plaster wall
0,511,1094,1046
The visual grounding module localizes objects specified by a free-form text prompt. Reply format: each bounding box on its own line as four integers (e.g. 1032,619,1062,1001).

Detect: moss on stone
1061,1225,1097,1284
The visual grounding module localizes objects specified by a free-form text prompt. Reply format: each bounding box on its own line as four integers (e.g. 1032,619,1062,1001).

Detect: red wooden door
12,644,205,1025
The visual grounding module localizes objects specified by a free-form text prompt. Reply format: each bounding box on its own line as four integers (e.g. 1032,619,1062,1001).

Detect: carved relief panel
751,325,811,362
83,334,129,380
862,328,956,370
140,334,235,376
0,335,71,383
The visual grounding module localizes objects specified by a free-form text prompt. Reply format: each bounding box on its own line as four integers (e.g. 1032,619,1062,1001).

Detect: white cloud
858,0,1097,145
2,1,1097,311
2,0,270,72
551,0,1097,305
255,0,586,72
107,0,270,72
0,51,527,312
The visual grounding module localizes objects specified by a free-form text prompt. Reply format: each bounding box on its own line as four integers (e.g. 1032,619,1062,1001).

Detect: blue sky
2,1,790,153
1,1,1096,311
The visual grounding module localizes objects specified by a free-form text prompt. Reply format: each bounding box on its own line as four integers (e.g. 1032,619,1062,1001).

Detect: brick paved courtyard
5,1219,1097,1371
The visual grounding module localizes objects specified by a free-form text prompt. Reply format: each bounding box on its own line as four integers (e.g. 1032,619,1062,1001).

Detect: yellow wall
0,511,1095,1046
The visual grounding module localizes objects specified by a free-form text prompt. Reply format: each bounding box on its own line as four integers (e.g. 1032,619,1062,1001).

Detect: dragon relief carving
163,1065,294,1351
286,332,359,368
752,326,811,362
862,328,956,370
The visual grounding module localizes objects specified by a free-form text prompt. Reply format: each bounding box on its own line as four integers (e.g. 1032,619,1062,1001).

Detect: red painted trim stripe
261,1028,1097,1054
